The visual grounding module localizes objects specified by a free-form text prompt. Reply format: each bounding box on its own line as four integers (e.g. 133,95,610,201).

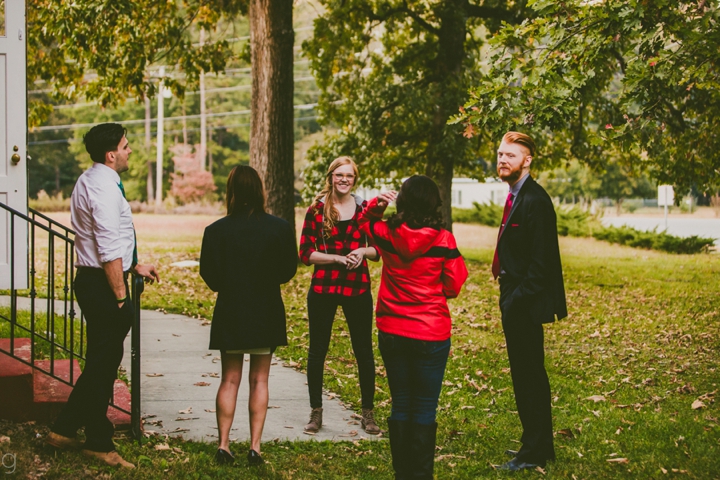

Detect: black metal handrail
0,202,142,440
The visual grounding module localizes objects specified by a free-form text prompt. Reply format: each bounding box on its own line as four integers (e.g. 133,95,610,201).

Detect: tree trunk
249,0,295,230
425,0,468,231
199,28,208,171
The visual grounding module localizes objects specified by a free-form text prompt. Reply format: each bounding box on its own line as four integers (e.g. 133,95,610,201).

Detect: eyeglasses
332,173,356,181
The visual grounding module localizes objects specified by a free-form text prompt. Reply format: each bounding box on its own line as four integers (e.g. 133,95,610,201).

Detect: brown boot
82,450,136,469
45,432,82,451
304,407,323,433
361,408,381,435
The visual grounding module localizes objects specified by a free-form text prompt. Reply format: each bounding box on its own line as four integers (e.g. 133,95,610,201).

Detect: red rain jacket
358,198,469,341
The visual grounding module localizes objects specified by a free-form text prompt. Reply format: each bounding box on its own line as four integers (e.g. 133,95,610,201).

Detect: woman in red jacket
357,175,468,480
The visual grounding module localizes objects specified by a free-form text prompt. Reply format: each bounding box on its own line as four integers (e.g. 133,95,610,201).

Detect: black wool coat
497,176,568,324
200,211,298,350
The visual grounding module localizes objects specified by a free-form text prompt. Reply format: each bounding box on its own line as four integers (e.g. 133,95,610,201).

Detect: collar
91,162,121,184
509,173,530,198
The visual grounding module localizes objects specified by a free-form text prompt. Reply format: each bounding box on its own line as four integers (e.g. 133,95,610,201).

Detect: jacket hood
390,224,442,260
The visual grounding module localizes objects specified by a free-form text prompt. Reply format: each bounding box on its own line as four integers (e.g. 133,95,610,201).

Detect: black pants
306,290,375,410
52,268,133,452
500,283,555,463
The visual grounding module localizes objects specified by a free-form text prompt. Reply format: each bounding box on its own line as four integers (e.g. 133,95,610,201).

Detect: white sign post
658,185,674,231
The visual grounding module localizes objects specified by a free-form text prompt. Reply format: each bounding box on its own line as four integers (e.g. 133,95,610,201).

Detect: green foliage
302,1,528,213
27,0,248,126
556,207,603,238
453,0,720,195
593,225,715,255
452,202,503,227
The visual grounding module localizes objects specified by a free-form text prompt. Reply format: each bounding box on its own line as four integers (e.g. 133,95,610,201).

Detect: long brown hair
226,165,266,216
312,156,359,238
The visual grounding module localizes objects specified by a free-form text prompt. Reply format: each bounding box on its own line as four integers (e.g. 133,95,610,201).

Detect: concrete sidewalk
0,296,379,443
120,309,378,443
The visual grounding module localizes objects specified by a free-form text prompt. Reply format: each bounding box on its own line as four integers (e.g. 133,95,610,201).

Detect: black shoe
493,457,546,471
215,448,235,465
247,449,264,466
388,419,412,479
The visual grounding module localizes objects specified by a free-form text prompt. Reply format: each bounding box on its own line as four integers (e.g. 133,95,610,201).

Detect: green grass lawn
1,226,719,478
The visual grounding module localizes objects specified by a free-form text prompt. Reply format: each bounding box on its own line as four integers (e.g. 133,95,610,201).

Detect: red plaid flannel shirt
299,200,374,296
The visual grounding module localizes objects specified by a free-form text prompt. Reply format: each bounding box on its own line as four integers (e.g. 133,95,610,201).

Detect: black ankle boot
388,419,412,479
410,422,437,479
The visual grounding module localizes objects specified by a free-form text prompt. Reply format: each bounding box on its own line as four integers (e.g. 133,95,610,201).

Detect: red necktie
492,193,514,279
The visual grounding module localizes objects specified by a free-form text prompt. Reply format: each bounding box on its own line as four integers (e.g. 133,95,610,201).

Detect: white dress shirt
71,163,135,271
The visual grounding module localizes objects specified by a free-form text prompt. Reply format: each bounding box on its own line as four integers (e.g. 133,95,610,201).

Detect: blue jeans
379,331,450,425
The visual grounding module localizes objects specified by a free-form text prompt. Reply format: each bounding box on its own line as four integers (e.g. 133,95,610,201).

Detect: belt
77,266,130,281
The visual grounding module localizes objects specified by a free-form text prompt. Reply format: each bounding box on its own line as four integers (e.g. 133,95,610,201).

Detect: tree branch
466,2,516,23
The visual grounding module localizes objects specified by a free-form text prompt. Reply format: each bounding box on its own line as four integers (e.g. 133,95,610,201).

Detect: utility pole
199,28,208,171
145,96,154,203
155,66,165,208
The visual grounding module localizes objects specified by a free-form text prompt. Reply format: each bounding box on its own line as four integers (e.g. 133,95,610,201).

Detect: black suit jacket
498,176,567,324
200,211,298,350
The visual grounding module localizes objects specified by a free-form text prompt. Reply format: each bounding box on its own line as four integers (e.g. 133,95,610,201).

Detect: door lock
11,145,21,165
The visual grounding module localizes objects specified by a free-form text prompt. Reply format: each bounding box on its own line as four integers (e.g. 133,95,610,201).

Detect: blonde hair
313,156,359,238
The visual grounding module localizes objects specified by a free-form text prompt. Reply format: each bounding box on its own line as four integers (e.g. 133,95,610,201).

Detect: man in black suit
491,131,567,471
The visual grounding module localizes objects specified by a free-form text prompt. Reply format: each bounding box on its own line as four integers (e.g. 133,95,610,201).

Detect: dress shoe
82,450,135,469
493,457,545,471
215,448,235,465
45,432,82,451
247,449,264,466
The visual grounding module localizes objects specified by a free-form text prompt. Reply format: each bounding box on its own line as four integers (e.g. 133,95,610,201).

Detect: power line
28,116,320,145
33,103,318,132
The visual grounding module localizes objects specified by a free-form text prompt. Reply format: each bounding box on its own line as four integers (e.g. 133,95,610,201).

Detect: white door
0,0,28,289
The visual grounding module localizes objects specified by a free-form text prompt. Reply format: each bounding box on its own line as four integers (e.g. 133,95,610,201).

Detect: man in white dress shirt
45,123,159,469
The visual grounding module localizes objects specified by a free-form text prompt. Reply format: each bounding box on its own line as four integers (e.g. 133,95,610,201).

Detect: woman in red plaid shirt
299,156,380,435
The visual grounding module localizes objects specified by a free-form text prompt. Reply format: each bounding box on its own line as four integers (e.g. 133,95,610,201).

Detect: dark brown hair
226,165,266,216
502,131,536,157
387,175,445,230
83,123,127,163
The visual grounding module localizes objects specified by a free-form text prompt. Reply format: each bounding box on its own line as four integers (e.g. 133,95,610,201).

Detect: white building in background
355,178,508,208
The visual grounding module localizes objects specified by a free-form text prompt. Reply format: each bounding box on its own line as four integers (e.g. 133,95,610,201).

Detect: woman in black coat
200,166,297,466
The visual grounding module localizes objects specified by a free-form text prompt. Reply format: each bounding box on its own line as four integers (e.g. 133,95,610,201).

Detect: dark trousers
500,283,555,463
378,331,450,425
306,289,375,410
52,268,133,452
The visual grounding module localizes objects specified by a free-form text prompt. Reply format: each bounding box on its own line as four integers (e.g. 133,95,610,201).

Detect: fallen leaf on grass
586,395,606,403
535,466,546,474
0,436,9,444
556,429,574,439
194,382,211,387
154,443,170,451
661,467,668,474
146,373,164,377
460,406,476,410
692,399,705,410
606,458,629,464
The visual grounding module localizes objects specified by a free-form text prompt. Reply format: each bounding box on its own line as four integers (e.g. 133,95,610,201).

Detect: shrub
29,190,71,212
452,202,502,227
592,225,715,254
556,207,603,237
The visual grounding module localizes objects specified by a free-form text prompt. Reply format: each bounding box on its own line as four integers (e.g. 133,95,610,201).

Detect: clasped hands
335,248,366,270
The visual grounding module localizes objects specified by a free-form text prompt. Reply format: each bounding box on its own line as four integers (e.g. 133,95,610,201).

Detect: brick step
0,338,34,421
0,339,131,429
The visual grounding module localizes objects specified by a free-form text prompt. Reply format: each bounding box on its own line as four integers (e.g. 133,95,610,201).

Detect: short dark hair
226,165,266,216
502,131,536,157
83,123,127,163
387,175,445,230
